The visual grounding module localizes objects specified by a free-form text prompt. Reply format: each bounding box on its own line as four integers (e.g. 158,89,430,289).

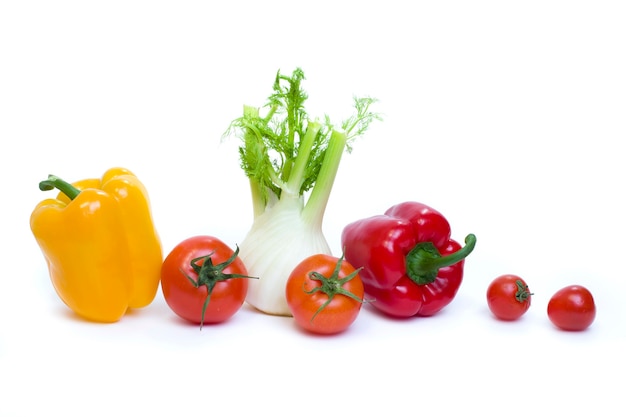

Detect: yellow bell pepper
30,167,163,323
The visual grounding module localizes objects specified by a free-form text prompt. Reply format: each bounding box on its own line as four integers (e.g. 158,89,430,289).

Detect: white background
1,1,625,415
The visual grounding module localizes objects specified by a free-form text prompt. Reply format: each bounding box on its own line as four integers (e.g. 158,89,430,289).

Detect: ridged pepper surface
341,201,476,318
30,167,163,323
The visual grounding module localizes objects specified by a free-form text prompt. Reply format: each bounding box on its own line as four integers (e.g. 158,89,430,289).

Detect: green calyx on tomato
182,245,256,329
514,280,533,303
304,253,364,323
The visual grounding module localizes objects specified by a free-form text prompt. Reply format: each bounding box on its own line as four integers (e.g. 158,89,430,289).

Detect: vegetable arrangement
29,68,597,334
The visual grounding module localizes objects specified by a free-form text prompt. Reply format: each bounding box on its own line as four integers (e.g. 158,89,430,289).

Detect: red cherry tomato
486,274,532,321
547,285,596,331
160,236,254,328
285,253,364,335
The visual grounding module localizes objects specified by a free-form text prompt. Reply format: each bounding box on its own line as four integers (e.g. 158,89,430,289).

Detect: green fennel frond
341,96,382,152
267,67,308,154
223,68,380,205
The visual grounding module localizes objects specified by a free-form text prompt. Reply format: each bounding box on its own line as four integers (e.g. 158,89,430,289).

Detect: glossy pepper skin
30,167,163,323
341,201,476,318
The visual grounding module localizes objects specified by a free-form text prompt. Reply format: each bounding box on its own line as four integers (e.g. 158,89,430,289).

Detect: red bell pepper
341,201,476,318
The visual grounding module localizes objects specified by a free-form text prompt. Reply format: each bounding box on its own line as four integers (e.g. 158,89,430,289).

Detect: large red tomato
161,235,253,328
285,253,364,335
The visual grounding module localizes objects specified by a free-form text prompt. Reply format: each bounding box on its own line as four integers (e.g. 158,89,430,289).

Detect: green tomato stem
304,252,364,323
183,245,257,329
515,280,533,303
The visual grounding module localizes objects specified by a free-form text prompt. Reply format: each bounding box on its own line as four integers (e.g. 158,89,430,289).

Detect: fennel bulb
238,195,331,316
224,68,380,316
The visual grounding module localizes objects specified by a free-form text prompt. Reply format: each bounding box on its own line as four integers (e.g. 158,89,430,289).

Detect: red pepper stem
405,233,477,286
38,175,82,200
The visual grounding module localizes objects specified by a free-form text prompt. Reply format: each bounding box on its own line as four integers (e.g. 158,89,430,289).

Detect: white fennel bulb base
239,196,332,316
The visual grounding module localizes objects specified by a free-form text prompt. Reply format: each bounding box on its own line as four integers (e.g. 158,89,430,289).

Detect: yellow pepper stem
39,175,81,200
